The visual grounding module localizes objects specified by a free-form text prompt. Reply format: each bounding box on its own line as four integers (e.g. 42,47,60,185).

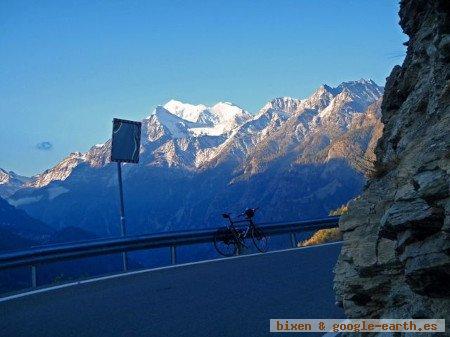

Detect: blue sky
0,0,406,176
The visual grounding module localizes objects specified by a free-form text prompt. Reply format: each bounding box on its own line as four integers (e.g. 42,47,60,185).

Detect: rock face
334,0,450,333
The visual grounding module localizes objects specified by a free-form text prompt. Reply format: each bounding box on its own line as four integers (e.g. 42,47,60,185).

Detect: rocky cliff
334,0,450,333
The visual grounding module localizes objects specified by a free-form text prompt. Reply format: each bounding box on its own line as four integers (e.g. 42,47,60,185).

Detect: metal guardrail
0,217,339,289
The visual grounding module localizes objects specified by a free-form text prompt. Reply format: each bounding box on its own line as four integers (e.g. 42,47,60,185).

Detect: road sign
110,118,142,272
111,118,142,163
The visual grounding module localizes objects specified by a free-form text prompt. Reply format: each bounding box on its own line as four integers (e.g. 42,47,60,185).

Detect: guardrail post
122,252,128,272
170,245,177,265
31,265,37,288
290,231,297,248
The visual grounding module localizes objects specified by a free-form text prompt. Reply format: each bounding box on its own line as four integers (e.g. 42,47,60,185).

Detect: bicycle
213,208,268,257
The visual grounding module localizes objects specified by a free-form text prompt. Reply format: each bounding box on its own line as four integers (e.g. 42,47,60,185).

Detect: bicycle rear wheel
214,228,237,257
251,227,268,253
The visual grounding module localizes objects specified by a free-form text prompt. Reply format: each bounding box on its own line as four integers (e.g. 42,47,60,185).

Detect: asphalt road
0,243,344,337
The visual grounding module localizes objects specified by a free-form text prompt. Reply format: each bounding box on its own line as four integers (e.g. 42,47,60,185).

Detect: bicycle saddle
243,209,254,219
244,207,259,219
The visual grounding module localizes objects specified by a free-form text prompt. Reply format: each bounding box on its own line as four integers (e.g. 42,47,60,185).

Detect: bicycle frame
225,216,255,241
214,208,267,256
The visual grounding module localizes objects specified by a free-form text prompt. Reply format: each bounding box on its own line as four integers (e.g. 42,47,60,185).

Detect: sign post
117,162,126,237
111,118,142,271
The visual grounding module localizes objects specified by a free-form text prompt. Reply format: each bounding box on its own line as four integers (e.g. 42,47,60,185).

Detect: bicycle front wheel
214,228,237,257
251,227,268,253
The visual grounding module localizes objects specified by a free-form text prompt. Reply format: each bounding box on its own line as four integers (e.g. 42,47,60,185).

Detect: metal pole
117,162,126,236
31,265,37,288
117,162,128,271
121,251,128,272
290,231,297,248
170,245,177,265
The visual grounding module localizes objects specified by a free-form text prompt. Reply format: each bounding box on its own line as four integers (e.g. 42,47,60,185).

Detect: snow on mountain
152,105,194,138
12,78,383,191
206,79,383,172
0,169,28,185
301,85,336,111
336,79,383,103
25,152,87,188
0,169,30,198
6,79,385,236
163,100,208,123
261,97,302,114
161,100,251,137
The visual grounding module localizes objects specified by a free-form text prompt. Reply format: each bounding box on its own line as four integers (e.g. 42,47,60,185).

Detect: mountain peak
161,100,248,124
0,168,31,198
162,100,207,123
213,101,235,106
335,79,383,105
357,78,376,84
152,106,191,138
0,169,13,184
210,101,248,118
211,101,237,109
319,84,336,93
0,169,29,184
262,97,301,115
14,78,384,191
337,78,382,90
304,84,337,111
151,100,251,138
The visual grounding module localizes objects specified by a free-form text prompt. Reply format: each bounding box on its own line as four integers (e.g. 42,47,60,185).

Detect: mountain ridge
6,79,384,236
0,169,30,198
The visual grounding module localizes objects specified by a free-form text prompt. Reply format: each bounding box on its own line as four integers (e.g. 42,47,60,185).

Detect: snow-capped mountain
163,100,251,136
0,169,30,198
147,100,252,138
205,79,383,171
25,152,88,188
8,79,384,236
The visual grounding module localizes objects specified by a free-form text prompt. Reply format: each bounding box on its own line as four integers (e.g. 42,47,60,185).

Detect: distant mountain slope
0,227,38,252
0,196,53,252
0,196,53,240
46,226,98,244
8,79,384,237
0,196,101,252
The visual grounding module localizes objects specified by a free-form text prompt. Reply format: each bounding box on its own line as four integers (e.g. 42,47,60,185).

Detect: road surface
0,242,344,336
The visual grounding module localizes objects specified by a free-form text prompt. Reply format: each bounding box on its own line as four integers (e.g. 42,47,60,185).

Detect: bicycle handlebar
238,207,259,219
223,207,259,220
